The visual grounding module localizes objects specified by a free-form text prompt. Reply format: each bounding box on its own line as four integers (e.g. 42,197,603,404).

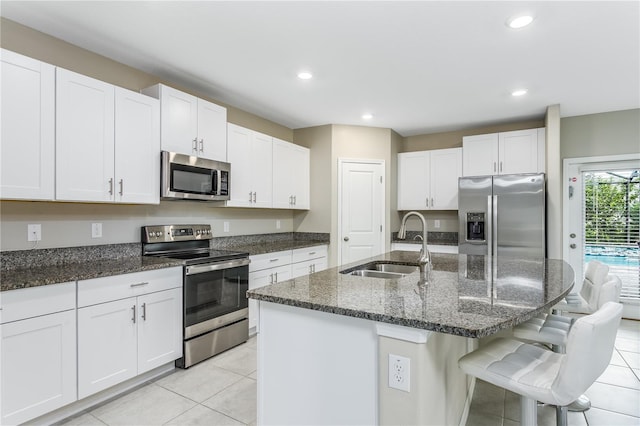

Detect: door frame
563,152,640,318
337,158,386,266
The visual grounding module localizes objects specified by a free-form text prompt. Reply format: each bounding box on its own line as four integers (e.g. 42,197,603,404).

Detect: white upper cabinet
227,123,273,208
56,68,159,204
397,148,462,210
272,138,310,210
1,49,55,200
114,87,160,204
142,84,227,161
56,68,115,202
463,128,545,176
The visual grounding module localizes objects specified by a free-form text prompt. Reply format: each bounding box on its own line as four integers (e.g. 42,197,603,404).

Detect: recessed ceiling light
362,113,373,120
511,89,528,97
297,72,313,80
507,15,534,29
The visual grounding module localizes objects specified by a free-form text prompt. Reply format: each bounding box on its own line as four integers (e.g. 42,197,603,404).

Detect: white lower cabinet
1,282,77,425
291,245,329,278
248,246,328,332
77,268,182,399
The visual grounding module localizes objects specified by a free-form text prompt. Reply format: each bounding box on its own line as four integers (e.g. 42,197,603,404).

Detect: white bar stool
512,275,622,411
459,302,622,426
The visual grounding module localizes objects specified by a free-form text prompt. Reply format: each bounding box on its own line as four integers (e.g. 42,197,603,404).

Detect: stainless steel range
142,224,250,368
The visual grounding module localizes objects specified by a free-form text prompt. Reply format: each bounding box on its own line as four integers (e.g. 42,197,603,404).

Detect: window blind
583,170,639,300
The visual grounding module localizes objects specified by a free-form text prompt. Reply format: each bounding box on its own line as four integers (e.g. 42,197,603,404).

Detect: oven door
184,258,249,339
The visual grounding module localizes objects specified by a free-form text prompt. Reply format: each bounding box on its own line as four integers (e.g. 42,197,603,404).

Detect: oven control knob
149,232,155,238
196,230,201,235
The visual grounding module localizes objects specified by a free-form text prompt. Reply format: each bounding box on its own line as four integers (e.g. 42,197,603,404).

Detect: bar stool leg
521,395,538,426
556,405,568,426
568,394,592,411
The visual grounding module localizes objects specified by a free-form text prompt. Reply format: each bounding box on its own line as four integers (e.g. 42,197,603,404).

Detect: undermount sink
341,262,419,279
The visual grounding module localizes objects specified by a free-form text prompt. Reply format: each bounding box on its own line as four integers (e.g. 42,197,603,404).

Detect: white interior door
339,160,384,266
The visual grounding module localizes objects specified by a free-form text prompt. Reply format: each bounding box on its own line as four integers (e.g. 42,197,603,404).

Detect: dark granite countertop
248,251,575,338
1,256,183,292
391,231,458,246
212,232,330,256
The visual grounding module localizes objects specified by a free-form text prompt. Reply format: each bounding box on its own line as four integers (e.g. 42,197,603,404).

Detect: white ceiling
2,1,639,136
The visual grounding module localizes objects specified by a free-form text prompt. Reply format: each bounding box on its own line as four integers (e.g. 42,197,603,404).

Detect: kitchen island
248,251,574,426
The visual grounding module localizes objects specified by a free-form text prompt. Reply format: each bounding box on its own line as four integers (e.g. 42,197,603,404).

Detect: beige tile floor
60,319,639,426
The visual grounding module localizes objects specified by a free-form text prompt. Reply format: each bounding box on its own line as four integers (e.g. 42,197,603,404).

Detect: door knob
343,236,349,242
570,243,577,249
569,233,576,238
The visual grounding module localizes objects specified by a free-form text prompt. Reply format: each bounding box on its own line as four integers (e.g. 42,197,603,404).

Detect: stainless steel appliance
142,224,249,368
161,151,230,201
458,173,546,258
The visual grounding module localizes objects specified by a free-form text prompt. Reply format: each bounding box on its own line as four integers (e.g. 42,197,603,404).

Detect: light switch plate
92,223,103,238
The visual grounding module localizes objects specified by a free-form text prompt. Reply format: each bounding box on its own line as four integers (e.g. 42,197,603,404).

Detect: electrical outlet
276,220,281,229
434,219,441,229
27,224,42,242
92,223,103,238
223,221,230,233
388,354,410,392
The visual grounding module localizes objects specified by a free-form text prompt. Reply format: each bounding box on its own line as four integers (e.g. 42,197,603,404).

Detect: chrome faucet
398,211,430,276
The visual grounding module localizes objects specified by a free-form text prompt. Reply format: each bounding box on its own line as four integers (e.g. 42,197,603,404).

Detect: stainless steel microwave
161,151,230,201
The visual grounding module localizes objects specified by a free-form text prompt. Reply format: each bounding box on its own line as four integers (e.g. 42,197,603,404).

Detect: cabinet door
197,99,227,161
0,49,55,200
137,288,183,374
251,131,273,208
77,297,137,399
498,129,539,174
272,139,295,208
462,133,498,177
397,151,429,210
291,144,310,209
248,269,274,331
227,123,254,207
159,85,198,156
114,87,160,204
56,68,115,202
1,310,76,425
430,148,462,210
291,260,313,278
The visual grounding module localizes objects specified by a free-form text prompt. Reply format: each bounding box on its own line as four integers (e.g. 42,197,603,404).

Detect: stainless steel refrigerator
458,173,546,258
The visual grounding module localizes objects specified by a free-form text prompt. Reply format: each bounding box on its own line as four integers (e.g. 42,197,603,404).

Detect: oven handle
186,258,250,275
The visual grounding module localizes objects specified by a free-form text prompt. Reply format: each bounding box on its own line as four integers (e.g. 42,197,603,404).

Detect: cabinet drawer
249,250,292,272
1,281,75,324
292,245,328,263
78,267,182,307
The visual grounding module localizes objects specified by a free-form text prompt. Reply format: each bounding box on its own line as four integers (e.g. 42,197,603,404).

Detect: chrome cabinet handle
119,179,124,196
500,162,503,173
274,272,278,282
293,195,296,205
270,258,279,262
141,302,147,321
431,198,434,207
426,198,429,207
494,162,497,173
253,192,257,203
309,252,316,256
131,305,136,323
269,273,274,284
289,195,293,204
130,281,149,288
108,178,114,195
192,138,198,152
199,139,204,153
249,192,253,202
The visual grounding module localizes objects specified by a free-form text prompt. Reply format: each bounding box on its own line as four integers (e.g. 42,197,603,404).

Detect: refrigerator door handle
487,195,493,256
492,195,498,257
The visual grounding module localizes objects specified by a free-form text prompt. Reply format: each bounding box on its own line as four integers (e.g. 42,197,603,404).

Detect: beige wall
292,125,333,233
546,105,562,260
403,119,545,152
0,201,292,251
560,109,640,159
